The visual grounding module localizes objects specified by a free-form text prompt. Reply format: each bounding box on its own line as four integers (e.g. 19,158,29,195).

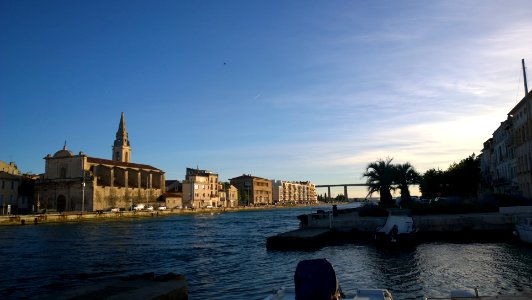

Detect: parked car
133,204,145,211
158,206,167,210
110,207,120,212
146,205,154,211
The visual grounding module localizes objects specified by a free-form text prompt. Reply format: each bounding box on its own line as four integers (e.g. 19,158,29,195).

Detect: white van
133,204,145,211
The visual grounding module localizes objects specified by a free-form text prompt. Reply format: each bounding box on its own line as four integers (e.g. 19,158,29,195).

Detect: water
1,205,532,299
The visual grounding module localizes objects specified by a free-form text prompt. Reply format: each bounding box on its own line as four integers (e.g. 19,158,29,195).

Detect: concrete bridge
315,183,368,200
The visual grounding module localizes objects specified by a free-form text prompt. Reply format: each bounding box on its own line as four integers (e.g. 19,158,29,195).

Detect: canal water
1,204,532,299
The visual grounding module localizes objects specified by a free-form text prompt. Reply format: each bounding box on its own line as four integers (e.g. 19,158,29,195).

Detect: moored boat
514,217,532,244
375,212,416,245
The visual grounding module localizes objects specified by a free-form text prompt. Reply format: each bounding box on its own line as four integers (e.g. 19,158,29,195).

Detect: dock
266,206,532,250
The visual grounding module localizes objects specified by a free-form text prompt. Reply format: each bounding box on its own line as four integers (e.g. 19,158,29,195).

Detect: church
35,113,165,212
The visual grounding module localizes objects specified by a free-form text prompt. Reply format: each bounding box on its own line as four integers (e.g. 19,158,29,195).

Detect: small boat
375,213,416,245
264,259,393,300
514,217,532,244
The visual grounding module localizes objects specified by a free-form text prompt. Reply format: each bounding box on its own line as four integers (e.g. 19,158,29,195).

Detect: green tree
419,168,446,199
446,153,480,197
363,157,395,206
419,153,480,199
393,162,421,206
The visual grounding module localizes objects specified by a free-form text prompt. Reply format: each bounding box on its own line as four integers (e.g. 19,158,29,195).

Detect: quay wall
301,208,532,234
0,205,315,226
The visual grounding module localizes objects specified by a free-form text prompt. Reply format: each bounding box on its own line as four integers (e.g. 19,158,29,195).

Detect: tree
419,168,446,199
446,153,480,197
362,157,395,206
393,162,421,206
419,154,480,199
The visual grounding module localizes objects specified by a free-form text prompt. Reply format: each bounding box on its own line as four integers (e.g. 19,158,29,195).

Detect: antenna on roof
523,58,529,96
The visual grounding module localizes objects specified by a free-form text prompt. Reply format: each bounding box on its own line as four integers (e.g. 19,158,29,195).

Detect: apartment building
182,168,219,208
481,90,531,197
229,174,272,205
271,180,318,204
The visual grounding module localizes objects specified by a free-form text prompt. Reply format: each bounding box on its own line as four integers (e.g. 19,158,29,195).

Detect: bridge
315,183,368,200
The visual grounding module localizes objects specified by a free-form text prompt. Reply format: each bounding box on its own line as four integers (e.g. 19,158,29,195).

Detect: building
229,174,272,206
0,160,20,175
0,161,35,214
35,113,165,212
164,180,183,209
182,168,219,208
271,180,318,204
219,183,238,208
481,79,531,198
508,91,532,197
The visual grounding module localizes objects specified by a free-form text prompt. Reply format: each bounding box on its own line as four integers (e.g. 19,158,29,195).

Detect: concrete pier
266,206,532,250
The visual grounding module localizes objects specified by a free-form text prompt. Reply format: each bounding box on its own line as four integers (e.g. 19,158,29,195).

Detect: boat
374,212,416,245
264,258,393,300
514,217,532,244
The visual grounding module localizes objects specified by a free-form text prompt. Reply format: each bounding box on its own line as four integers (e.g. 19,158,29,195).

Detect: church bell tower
112,112,131,162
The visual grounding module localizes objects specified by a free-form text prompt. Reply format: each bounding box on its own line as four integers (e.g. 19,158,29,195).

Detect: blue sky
1,1,531,197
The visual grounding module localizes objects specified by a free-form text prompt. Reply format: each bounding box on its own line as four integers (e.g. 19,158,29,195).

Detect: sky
1,1,532,197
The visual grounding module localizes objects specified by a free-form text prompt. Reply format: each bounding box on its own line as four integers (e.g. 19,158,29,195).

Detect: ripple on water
1,206,532,300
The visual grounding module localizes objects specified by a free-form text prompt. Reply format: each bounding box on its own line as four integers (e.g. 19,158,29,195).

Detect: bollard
34,218,38,225
21,219,25,225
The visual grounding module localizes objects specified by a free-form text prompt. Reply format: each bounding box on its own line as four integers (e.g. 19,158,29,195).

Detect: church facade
35,113,165,212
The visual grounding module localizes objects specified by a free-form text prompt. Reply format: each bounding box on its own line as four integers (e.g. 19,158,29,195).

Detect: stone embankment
0,204,320,226
266,206,532,249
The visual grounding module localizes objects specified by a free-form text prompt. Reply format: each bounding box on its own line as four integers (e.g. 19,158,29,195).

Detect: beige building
229,174,272,206
35,113,165,212
0,160,20,175
219,183,238,208
272,180,318,204
182,168,219,208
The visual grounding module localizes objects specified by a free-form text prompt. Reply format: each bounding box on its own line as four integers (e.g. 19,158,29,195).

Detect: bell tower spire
112,112,131,162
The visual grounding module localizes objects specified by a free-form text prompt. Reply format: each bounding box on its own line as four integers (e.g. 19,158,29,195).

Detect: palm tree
393,163,421,207
362,157,395,206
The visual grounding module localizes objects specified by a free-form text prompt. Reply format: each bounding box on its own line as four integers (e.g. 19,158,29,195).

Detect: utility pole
523,58,529,96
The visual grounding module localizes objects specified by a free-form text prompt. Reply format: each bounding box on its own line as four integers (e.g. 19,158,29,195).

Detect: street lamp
81,173,85,214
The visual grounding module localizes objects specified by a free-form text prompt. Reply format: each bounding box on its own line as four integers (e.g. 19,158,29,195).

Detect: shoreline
0,202,340,226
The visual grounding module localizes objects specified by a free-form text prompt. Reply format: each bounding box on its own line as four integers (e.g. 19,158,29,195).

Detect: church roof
53,144,74,158
87,157,163,172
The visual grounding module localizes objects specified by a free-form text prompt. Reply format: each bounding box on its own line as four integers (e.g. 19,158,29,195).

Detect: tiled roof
87,157,163,172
